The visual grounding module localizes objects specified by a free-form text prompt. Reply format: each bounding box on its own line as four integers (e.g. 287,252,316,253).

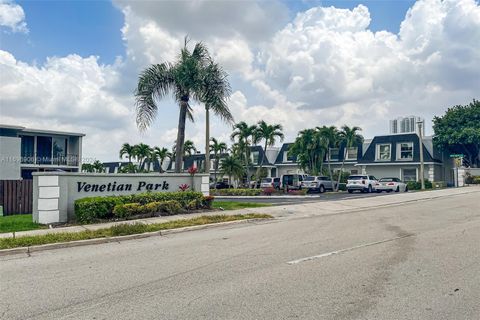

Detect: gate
0,180,33,215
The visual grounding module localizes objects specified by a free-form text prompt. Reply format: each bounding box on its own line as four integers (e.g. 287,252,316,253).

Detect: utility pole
417,120,425,190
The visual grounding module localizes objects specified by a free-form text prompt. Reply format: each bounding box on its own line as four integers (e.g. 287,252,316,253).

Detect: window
402,168,417,182
329,148,339,161
376,144,391,161
252,151,259,164
36,136,52,164
20,135,35,164
53,137,68,165
345,147,358,160
283,151,294,162
397,142,413,160
350,169,358,174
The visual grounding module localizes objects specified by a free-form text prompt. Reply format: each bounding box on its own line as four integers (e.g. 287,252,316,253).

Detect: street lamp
417,120,425,190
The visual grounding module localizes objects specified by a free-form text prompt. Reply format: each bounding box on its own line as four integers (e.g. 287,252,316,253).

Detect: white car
376,177,408,192
346,175,379,193
302,176,336,193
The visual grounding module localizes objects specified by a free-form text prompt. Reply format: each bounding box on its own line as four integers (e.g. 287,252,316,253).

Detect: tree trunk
159,159,164,173
214,154,218,189
205,107,211,174
257,141,267,179
175,100,188,173
336,149,347,191
328,150,334,186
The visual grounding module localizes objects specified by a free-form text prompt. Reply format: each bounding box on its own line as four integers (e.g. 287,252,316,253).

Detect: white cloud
0,0,28,33
2,0,480,161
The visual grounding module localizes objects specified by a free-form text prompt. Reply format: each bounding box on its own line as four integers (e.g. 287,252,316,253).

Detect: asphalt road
219,190,398,204
2,189,480,319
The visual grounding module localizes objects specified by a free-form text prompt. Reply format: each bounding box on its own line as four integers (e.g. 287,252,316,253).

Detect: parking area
218,190,400,205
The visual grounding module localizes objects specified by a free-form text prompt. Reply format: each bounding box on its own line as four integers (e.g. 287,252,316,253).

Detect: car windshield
348,176,366,180
261,178,272,183
305,176,316,181
379,178,395,182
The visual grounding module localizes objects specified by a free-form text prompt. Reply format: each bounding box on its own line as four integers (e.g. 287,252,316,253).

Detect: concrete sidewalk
1,186,478,240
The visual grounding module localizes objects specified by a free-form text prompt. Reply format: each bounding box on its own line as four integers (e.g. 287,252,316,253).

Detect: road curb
0,218,271,257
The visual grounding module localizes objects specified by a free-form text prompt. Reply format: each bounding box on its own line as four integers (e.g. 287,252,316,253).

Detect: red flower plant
179,184,190,191
187,165,198,175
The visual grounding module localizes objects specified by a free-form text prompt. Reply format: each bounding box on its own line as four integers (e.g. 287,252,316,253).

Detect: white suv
346,175,378,193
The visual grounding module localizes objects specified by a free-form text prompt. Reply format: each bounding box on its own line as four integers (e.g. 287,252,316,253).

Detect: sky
0,0,479,162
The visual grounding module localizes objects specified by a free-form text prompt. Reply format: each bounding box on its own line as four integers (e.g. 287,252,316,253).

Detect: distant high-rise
390,116,425,136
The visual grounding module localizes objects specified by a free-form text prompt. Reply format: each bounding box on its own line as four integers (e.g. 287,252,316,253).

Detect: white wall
0,136,21,180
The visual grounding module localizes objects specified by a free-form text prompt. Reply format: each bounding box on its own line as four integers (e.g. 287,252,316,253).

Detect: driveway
1,187,479,319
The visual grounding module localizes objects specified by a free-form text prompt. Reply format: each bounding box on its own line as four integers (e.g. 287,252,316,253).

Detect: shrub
465,174,480,184
75,196,125,223
262,187,275,196
287,189,308,195
74,191,204,223
157,200,182,215
113,203,144,219
406,179,433,190
210,188,262,196
202,195,215,209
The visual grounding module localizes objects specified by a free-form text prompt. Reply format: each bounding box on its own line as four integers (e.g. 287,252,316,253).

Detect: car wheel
319,185,325,193
386,190,392,193
376,190,382,193
368,185,372,193
348,189,353,194
395,186,400,192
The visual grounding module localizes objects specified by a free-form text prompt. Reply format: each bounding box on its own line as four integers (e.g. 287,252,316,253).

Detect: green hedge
406,180,433,190
75,191,205,224
210,188,262,196
113,200,182,219
465,174,480,184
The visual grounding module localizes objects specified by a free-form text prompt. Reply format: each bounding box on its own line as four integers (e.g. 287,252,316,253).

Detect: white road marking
286,234,414,265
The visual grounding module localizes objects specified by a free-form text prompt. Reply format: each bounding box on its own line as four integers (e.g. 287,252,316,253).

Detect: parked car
302,176,336,193
212,181,233,189
260,177,281,189
376,177,408,192
346,175,379,193
281,174,306,190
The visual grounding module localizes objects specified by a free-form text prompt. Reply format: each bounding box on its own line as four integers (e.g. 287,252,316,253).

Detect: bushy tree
433,99,480,167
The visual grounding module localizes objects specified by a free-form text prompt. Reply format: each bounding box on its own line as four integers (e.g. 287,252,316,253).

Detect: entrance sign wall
32,172,210,224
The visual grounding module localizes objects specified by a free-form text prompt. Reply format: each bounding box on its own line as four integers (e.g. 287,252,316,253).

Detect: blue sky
2,0,415,65
1,0,478,160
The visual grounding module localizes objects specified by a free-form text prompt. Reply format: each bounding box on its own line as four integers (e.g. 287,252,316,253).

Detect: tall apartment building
390,116,425,136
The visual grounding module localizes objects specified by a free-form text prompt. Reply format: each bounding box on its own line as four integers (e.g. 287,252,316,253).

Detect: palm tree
254,120,284,177
153,147,171,173
135,37,224,173
220,156,244,188
119,143,136,163
92,160,105,173
210,137,228,187
317,126,339,186
134,143,152,171
336,125,363,191
172,139,196,157
289,128,326,175
231,121,257,182
201,62,233,174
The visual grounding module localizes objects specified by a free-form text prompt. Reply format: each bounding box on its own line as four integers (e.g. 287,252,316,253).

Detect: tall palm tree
289,128,326,175
172,140,196,157
336,125,363,191
210,137,228,187
135,37,224,173
134,143,152,171
220,156,244,188
317,126,339,186
231,121,257,182
119,143,136,163
201,62,233,174
153,147,171,173
254,120,284,178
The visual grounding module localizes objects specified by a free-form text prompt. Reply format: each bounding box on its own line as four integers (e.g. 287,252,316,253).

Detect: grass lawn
0,214,45,234
0,214,273,249
212,201,272,210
